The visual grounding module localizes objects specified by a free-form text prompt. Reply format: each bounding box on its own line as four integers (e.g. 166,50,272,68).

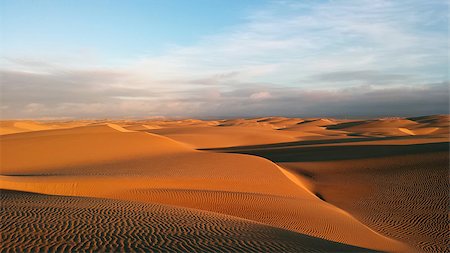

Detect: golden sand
1,115,448,252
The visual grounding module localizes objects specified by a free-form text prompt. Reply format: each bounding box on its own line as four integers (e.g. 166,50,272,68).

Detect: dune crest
105,123,135,132
398,127,416,135
1,115,448,252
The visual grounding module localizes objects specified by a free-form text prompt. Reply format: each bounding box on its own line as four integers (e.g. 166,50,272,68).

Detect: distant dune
1,115,448,252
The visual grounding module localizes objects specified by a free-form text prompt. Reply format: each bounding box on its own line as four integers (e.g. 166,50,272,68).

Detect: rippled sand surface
1,115,448,252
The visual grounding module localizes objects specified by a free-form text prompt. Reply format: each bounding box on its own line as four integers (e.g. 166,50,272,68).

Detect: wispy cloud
1,0,448,118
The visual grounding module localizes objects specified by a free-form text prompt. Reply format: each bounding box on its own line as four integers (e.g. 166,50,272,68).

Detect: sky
0,0,448,119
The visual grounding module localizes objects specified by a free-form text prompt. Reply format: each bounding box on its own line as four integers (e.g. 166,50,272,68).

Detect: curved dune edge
277,169,409,253
13,121,52,132
279,152,449,253
0,124,196,174
147,125,299,149
0,122,52,135
105,123,135,132
2,189,379,253
276,164,317,196
0,123,413,252
2,117,446,253
411,127,439,135
0,184,411,252
0,172,412,253
269,165,411,252
0,121,91,135
397,128,415,136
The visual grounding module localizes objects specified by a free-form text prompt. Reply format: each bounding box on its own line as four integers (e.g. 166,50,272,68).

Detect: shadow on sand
203,140,449,162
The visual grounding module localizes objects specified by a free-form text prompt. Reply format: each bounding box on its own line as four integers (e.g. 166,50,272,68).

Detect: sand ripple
0,190,375,253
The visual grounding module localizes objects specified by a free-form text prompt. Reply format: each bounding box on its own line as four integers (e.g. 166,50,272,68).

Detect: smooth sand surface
147,126,298,149
1,115,448,252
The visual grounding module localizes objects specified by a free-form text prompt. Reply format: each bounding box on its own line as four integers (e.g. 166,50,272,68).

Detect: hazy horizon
1,0,448,119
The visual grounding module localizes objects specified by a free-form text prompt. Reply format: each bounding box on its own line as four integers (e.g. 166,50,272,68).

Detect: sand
3,190,380,253
1,115,448,252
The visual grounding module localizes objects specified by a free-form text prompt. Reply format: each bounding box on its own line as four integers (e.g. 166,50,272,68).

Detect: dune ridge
3,190,380,253
284,153,449,253
1,115,448,252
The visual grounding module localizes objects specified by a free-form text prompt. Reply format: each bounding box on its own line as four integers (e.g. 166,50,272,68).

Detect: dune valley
0,115,448,252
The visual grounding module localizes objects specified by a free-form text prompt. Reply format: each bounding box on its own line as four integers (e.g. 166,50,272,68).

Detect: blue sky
1,0,261,61
0,0,448,119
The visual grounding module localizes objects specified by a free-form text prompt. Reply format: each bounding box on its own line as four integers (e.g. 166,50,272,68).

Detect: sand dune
138,119,219,129
280,152,449,253
408,115,450,127
0,120,91,135
2,190,379,253
147,126,298,149
0,121,54,135
296,118,337,127
211,128,448,253
327,116,449,137
1,115,448,252
254,117,304,128
0,124,192,175
110,188,410,252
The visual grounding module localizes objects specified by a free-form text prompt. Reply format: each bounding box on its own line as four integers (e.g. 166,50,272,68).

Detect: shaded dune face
324,116,449,137
285,153,450,253
0,115,448,253
211,137,449,253
1,190,377,253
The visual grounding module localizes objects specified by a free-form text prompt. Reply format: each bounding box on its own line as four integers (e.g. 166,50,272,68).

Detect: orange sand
1,115,448,252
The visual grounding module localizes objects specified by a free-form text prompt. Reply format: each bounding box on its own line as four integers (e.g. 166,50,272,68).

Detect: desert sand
1,115,448,252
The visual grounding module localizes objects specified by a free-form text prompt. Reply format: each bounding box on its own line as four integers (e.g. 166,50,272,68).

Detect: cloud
306,70,413,85
0,0,448,118
1,68,447,119
250,91,272,100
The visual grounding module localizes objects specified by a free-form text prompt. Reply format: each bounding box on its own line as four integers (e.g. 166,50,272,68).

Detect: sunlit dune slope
2,190,379,253
142,115,448,148
217,133,448,253
0,124,308,197
0,123,411,253
0,120,90,135
0,124,191,174
147,125,298,149
0,121,53,135
1,115,447,253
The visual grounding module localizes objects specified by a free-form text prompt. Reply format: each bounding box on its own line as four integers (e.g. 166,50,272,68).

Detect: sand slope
280,153,450,253
0,120,91,135
327,116,449,137
0,124,191,174
213,131,449,253
2,190,379,253
0,123,411,252
147,125,298,149
1,115,448,252
0,121,53,135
